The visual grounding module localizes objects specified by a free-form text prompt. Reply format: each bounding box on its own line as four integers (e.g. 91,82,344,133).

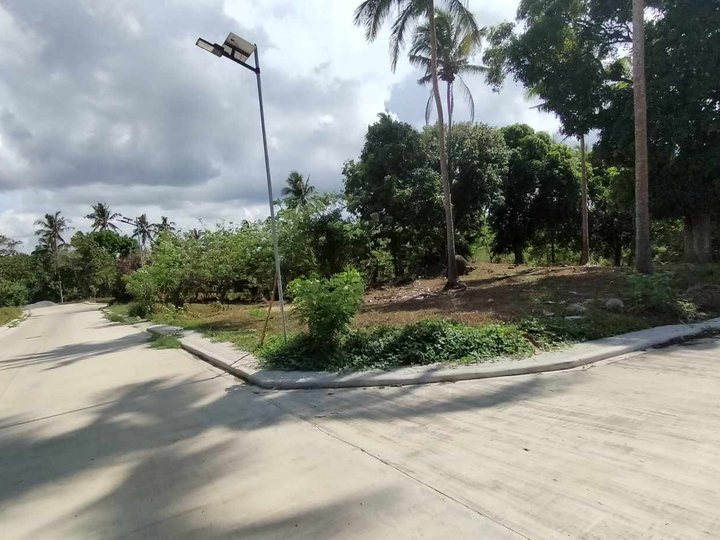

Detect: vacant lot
113,262,720,360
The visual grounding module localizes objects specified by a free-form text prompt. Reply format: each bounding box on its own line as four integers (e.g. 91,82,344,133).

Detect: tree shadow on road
0,349,579,538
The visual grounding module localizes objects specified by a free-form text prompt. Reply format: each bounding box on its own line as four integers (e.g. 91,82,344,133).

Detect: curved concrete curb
145,317,720,390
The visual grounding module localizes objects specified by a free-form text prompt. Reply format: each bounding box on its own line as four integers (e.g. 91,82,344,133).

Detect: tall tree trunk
54,237,63,304
513,245,525,265
428,1,459,287
447,80,453,185
684,213,712,263
632,0,653,274
613,243,622,266
579,134,590,265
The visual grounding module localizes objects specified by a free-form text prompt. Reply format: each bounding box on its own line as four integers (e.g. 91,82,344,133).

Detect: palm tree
34,211,70,303
281,171,315,207
155,216,177,235
409,9,483,131
131,214,154,266
85,203,120,232
632,0,652,274
354,0,479,288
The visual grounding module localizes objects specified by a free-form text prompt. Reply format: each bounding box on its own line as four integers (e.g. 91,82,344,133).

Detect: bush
0,279,29,307
288,269,365,343
625,272,696,319
127,302,151,319
125,269,157,315
260,318,533,372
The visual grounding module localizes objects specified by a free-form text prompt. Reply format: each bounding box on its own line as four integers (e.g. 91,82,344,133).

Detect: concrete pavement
1,303,720,538
0,303,518,539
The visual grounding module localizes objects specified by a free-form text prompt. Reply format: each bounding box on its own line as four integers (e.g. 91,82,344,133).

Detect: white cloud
0,0,558,251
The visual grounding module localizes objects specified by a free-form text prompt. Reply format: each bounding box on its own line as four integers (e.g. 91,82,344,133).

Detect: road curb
145,318,720,390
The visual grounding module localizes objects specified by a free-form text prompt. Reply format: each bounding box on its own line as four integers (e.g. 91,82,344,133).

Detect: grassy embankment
107,263,720,372
0,307,22,327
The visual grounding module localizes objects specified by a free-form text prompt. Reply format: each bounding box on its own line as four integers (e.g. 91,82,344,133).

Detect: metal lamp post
196,33,287,342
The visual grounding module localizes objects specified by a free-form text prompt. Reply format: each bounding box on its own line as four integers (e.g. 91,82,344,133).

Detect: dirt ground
170,263,629,335
357,262,629,327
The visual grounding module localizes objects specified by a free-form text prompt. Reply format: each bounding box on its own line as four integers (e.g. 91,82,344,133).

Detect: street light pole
253,47,288,343
196,33,288,342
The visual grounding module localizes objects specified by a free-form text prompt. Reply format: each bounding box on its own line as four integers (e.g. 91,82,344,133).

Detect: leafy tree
354,0,480,287
0,235,21,256
70,232,117,298
88,230,138,258
344,114,444,278
34,211,71,303
281,171,315,207
490,125,580,264
483,0,629,266
421,122,509,253
85,203,120,232
592,0,720,263
589,162,634,266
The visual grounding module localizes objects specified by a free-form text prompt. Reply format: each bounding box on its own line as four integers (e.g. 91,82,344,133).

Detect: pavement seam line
310,421,531,540
265,396,530,540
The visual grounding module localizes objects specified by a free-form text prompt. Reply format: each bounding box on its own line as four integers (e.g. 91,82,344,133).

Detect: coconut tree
281,171,315,207
155,216,177,235
354,0,479,288
85,203,120,232
409,9,483,133
131,214,154,267
34,211,71,303
632,0,652,274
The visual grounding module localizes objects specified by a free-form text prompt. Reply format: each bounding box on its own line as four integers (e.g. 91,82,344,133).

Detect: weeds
149,335,182,349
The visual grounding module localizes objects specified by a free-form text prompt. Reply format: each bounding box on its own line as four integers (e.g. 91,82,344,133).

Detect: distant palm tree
409,9,484,130
131,214,154,266
155,216,177,235
188,228,205,241
354,0,479,288
281,171,315,207
34,211,71,303
85,203,120,232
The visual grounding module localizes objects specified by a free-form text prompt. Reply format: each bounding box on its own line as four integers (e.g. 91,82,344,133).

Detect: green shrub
125,269,157,315
128,302,151,319
288,269,365,342
0,279,29,307
625,272,696,319
260,319,533,372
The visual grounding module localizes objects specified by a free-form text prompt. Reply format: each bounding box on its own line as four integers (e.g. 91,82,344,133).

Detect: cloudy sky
0,0,559,250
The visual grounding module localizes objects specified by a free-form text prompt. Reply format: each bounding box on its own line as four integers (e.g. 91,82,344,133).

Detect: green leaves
260,318,534,372
289,269,365,342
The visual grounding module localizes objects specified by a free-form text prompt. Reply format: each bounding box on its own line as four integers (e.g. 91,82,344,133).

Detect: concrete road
1,304,719,539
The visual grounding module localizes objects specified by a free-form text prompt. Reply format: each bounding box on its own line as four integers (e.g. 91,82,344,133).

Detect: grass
0,306,22,327
104,303,132,323
114,262,720,372
149,335,182,349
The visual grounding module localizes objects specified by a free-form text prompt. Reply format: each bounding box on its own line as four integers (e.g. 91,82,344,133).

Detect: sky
0,0,560,250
